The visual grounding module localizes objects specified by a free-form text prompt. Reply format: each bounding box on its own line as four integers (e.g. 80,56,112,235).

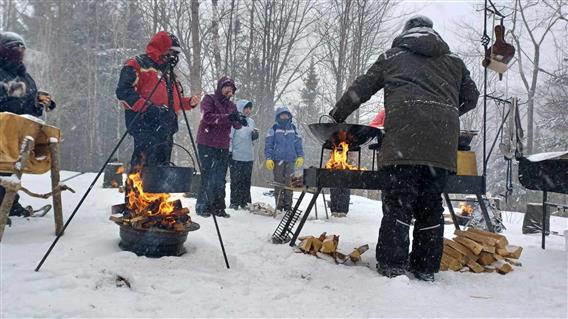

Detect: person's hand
229,111,248,126
3,80,26,98
251,129,259,141
265,159,275,171
190,93,203,107
295,157,304,168
229,111,241,122
37,91,56,111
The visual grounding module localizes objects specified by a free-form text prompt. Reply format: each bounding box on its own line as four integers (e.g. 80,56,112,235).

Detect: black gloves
229,111,248,126
251,129,259,141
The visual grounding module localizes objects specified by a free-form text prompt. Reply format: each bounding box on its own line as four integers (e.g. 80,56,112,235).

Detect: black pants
196,144,230,213
230,159,253,207
0,173,26,216
273,162,294,210
376,165,448,274
130,132,174,169
330,188,350,213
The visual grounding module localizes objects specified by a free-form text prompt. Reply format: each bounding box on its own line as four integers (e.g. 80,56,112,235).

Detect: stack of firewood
441,228,523,274
297,232,369,264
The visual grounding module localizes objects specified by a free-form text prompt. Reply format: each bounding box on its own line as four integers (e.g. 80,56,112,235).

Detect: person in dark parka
0,31,56,218
329,16,479,281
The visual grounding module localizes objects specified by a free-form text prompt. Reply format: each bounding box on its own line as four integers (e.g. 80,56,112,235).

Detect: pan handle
172,143,197,173
319,114,337,124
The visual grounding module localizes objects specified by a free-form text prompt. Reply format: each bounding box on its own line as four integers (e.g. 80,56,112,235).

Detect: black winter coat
0,59,42,117
330,27,480,172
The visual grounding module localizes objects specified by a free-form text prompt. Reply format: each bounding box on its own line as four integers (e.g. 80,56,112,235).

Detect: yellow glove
295,157,304,168
266,159,275,171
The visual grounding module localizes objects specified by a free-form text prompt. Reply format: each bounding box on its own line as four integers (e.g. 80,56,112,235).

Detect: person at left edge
116,31,201,169
0,31,56,221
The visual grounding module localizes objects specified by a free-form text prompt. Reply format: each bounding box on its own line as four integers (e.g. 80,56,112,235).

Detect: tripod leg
443,193,460,231
290,187,322,246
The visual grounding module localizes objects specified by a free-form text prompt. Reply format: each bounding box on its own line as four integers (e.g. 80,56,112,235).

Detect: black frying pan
308,123,382,147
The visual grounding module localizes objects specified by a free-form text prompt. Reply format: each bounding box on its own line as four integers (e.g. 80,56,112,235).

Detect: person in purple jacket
195,76,247,218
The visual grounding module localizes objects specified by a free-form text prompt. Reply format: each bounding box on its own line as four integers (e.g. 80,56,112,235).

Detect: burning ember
460,203,473,216
325,141,357,170
110,170,193,232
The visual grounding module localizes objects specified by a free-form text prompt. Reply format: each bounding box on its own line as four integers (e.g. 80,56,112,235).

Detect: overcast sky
401,0,487,50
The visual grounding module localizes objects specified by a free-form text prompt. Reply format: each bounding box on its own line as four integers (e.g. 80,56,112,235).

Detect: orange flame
126,171,176,216
460,203,473,216
325,141,357,170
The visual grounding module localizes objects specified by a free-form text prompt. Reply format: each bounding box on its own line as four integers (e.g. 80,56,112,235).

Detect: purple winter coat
196,77,241,149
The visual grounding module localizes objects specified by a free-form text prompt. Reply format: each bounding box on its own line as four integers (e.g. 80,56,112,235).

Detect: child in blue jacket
264,106,304,212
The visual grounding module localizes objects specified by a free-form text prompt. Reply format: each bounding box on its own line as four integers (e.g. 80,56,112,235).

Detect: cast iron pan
308,123,382,147
142,166,194,193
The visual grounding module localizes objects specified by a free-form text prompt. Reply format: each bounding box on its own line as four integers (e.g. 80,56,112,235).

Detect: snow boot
197,210,212,218
376,263,406,278
331,212,347,218
413,272,435,282
214,210,231,218
228,204,239,210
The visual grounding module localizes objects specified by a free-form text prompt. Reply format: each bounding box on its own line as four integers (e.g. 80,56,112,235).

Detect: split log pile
110,207,192,232
441,228,523,274
297,232,369,264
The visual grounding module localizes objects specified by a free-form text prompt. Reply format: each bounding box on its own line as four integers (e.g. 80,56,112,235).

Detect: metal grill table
272,167,495,246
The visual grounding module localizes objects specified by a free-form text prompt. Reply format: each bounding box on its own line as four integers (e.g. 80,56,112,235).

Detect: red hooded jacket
116,31,194,114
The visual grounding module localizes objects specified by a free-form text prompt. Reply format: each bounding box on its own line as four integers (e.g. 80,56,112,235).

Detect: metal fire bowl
118,222,200,257
308,123,382,147
458,130,478,151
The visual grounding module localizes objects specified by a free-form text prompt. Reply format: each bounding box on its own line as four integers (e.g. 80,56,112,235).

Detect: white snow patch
526,151,568,162
0,171,566,317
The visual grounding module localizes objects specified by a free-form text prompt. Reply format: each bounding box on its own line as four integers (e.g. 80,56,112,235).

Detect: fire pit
110,170,199,257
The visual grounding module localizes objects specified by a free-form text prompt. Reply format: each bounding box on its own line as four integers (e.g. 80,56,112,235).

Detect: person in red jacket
116,31,201,168
369,108,386,128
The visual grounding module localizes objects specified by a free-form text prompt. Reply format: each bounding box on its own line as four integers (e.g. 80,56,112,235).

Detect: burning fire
126,171,176,216
460,203,473,216
325,141,357,170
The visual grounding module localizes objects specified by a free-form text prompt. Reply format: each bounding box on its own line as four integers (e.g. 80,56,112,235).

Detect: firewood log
443,246,467,265
109,215,124,224
439,261,450,271
348,244,369,262
507,246,523,259
467,228,509,248
477,252,497,266
495,260,514,274
320,235,338,254
441,253,463,271
454,236,483,255
467,259,485,273
481,245,496,254
444,238,477,260
455,229,497,246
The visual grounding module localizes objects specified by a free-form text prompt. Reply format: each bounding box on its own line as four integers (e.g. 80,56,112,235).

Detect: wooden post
49,140,64,235
0,136,34,241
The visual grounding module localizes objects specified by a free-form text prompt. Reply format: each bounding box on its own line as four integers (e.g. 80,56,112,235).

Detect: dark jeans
330,188,350,213
230,159,253,207
376,165,448,274
130,132,174,169
0,173,27,216
196,144,229,214
273,161,294,211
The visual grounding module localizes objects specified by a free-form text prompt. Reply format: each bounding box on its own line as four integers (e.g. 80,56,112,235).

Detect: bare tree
510,0,566,154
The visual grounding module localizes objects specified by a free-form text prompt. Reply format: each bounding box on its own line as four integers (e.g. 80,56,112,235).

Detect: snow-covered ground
1,172,567,318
